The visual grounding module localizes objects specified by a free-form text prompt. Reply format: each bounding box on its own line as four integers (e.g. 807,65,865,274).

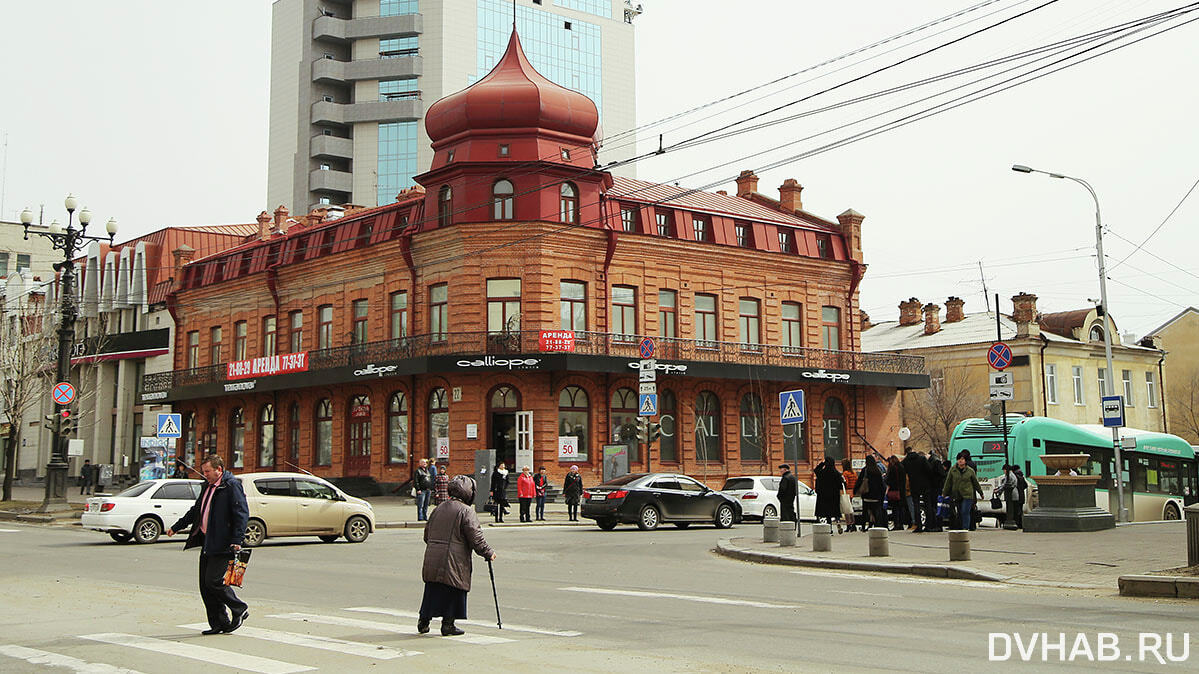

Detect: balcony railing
142,331,924,394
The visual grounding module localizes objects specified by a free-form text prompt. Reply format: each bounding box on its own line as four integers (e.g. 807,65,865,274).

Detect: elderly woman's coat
422,475,494,592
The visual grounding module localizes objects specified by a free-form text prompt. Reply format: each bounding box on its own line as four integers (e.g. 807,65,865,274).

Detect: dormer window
446,149,455,162
1090,324,1104,342
560,148,571,161
438,186,453,227
499,144,510,157
493,179,514,220
816,234,832,259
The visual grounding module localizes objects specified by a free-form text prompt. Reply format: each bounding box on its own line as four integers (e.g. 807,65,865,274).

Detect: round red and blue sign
987,342,1013,371
638,337,656,359
52,382,76,405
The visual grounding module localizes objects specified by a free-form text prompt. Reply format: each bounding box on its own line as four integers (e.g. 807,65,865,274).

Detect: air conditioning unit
322,96,334,103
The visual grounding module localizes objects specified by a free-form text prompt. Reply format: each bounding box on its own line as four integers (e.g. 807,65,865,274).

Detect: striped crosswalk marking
346,606,582,637
80,633,314,674
0,645,144,673
0,529,20,533
267,613,514,645
179,623,420,659
559,586,803,609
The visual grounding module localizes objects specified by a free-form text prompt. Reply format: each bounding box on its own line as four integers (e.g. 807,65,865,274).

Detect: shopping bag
483,499,497,515
839,492,853,517
935,496,950,520
223,549,252,587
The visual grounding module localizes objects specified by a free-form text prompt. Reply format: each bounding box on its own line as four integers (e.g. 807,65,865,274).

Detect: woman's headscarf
448,475,476,504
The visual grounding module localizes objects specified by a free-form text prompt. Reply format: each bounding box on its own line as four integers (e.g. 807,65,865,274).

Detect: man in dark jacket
166,454,249,635
902,449,931,533
926,453,948,532
489,463,510,523
777,464,799,528
80,459,95,495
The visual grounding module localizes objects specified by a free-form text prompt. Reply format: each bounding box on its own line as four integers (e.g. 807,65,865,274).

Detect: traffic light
987,401,1003,427
647,422,661,443
636,418,662,443
60,407,77,435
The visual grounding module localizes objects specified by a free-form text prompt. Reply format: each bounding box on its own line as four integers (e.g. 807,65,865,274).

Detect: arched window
1090,324,1104,342
822,396,846,461
694,391,721,463
259,404,275,469
204,409,218,458
783,398,806,464
288,403,300,466
610,387,639,463
438,185,453,227
490,385,520,410
347,395,372,474
659,389,677,463
559,183,578,224
558,386,589,462
493,179,514,220
315,398,333,466
428,388,449,462
739,393,763,462
388,392,409,464
182,412,196,468
229,407,245,469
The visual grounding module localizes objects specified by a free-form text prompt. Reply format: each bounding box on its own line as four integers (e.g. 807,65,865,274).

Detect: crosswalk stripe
559,586,803,609
179,624,420,660
345,607,582,637
80,633,314,674
0,529,20,533
267,613,515,645
0,645,145,673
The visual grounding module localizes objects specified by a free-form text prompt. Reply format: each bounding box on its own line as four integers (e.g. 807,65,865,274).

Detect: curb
0,511,79,524
1118,574,1199,599
376,521,427,529
715,538,1011,583
487,521,588,528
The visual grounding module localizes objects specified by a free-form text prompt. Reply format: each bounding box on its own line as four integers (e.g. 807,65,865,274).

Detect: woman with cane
418,475,497,636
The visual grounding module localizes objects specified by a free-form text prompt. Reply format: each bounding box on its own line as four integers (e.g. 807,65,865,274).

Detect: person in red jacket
517,466,536,523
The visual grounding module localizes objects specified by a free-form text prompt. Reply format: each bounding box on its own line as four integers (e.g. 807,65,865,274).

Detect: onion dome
424,28,600,144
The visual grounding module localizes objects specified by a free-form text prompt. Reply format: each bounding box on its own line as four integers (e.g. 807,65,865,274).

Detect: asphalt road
1,521,1196,673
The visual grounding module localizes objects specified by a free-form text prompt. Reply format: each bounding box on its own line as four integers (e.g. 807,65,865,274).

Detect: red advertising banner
226,352,310,380
539,330,575,352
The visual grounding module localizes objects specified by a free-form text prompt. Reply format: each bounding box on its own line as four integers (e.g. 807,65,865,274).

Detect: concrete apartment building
267,0,639,216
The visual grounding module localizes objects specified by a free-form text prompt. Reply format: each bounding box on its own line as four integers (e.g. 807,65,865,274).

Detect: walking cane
487,558,502,629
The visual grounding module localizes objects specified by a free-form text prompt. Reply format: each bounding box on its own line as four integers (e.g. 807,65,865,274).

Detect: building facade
268,0,639,216
156,30,925,490
1144,307,1199,443
862,293,1168,454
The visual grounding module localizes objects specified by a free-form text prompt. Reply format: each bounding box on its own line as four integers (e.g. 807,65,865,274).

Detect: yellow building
1144,307,1199,443
861,293,1167,454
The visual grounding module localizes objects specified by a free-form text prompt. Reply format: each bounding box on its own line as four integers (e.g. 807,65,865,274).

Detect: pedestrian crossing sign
779,390,805,424
638,393,658,416
157,413,182,438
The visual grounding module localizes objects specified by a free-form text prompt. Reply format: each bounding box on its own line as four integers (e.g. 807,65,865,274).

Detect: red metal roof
607,176,838,232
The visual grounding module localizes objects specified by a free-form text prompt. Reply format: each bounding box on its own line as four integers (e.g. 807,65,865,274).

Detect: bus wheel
1164,503,1181,520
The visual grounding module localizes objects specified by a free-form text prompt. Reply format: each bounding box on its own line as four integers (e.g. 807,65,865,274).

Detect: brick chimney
273,205,289,228
836,209,864,264
944,296,965,323
898,297,922,326
171,244,195,287
778,179,803,213
860,309,873,331
1011,292,1040,337
256,210,272,241
306,207,329,227
922,303,941,335
735,170,759,198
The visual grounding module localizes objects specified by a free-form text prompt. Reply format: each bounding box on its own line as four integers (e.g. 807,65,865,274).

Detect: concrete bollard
868,527,889,557
948,529,971,561
778,522,797,547
763,516,780,543
812,523,833,552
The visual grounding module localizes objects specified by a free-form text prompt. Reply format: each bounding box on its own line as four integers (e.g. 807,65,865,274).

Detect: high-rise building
267,0,640,215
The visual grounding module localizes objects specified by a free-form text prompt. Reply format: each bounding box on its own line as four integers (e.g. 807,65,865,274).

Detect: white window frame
1045,363,1058,405
1072,366,1085,406
1121,369,1135,407
1146,371,1158,408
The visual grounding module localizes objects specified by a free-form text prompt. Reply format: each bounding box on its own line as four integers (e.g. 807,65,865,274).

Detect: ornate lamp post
20,196,116,512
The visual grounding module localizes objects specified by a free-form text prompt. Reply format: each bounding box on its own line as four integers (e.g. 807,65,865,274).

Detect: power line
1106,174,1199,273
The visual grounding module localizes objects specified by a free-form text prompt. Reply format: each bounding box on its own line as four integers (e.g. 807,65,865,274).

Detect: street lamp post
20,196,116,513
1011,164,1126,523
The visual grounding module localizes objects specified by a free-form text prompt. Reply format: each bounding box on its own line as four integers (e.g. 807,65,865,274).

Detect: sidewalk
716,521,1190,590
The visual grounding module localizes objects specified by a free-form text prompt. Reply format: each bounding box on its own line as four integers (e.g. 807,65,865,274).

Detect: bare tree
1,295,57,501
1167,366,1199,444
904,367,986,454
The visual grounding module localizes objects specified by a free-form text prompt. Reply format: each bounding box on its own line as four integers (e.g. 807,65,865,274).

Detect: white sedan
81,479,204,544
720,475,817,520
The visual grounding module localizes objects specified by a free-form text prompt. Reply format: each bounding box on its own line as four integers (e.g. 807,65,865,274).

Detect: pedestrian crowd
777,447,1027,534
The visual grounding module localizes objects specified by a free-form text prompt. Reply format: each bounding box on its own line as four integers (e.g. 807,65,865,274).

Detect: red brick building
145,30,926,490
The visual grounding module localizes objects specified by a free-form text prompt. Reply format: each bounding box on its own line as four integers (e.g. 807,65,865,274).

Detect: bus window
1132,457,1149,493
1157,460,1180,495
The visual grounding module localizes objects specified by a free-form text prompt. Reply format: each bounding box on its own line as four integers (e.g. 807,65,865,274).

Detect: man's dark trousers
198,552,247,631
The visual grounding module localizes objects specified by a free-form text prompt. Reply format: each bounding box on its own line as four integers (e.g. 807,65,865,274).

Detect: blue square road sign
779,390,805,424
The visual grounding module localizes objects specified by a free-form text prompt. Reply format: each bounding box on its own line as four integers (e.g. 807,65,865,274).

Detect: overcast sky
2,1,1196,336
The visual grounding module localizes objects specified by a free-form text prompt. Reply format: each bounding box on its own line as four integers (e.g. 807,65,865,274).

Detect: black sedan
581,473,743,531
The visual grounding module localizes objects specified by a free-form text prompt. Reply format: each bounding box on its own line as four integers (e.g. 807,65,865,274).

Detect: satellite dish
898,427,912,441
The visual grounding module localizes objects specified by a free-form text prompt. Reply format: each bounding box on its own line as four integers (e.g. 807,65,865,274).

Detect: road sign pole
994,293,1011,473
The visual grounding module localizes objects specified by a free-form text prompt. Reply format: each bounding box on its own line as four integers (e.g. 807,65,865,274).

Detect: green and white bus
948,415,1198,521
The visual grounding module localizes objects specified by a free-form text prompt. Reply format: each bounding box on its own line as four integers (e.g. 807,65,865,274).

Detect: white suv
239,472,375,546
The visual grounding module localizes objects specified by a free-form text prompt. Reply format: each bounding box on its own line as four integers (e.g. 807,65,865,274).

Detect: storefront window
610,387,639,463
428,388,449,461
739,393,763,462
558,386,589,461
659,389,677,462
315,399,332,466
288,403,300,465
695,391,721,462
388,392,409,464
229,407,245,469
258,404,275,468
822,397,845,461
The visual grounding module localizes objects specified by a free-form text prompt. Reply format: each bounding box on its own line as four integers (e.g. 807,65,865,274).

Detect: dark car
581,473,743,531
